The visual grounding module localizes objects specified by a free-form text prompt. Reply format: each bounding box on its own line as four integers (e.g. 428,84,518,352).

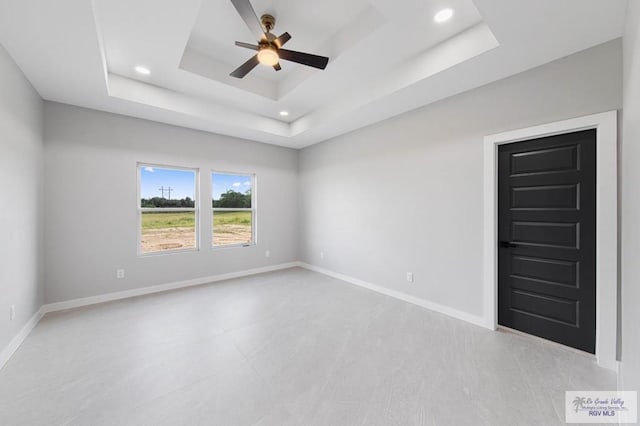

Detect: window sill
211,242,256,251
138,248,200,258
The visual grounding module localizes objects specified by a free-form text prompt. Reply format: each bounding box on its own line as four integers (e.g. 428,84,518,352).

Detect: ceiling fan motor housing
261,14,276,34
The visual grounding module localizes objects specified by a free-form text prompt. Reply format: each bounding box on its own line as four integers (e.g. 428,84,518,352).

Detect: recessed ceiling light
434,8,454,23
279,110,289,117
135,65,151,75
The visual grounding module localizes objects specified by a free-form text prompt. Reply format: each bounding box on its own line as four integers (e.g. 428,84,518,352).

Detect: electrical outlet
10,305,15,321
116,269,125,279
320,251,325,260
265,250,271,258
406,272,414,283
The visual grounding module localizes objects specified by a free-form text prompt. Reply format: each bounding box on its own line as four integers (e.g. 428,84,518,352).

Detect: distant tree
212,190,251,208
179,197,194,208
140,196,195,208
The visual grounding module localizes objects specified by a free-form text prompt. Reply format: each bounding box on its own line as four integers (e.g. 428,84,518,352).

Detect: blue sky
212,173,251,200
140,166,195,200
140,167,251,200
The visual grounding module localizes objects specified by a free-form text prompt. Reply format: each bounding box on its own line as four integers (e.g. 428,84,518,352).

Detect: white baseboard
0,307,44,370
41,262,301,314
299,262,487,329
616,361,623,392
2,261,487,371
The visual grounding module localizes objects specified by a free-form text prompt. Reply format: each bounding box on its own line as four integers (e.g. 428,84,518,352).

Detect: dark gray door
498,129,596,353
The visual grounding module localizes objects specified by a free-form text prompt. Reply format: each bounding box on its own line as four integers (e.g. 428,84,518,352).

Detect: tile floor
0,268,615,425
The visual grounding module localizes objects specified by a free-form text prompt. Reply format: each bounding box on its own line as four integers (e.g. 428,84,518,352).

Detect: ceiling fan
229,0,330,79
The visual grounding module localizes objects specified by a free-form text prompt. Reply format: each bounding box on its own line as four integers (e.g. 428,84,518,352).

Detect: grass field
213,211,252,227
141,211,252,228
141,211,252,252
141,211,196,229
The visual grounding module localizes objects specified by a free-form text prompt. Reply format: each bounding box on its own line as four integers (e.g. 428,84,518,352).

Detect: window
138,164,198,255
212,172,255,247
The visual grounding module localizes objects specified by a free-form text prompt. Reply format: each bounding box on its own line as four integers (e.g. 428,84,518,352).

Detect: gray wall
298,40,622,318
621,2,640,393
0,45,44,350
43,103,298,303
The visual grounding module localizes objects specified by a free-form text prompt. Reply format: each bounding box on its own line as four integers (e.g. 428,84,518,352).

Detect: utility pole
158,186,173,199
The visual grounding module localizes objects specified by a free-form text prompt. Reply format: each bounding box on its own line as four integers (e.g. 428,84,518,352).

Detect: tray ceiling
0,0,627,148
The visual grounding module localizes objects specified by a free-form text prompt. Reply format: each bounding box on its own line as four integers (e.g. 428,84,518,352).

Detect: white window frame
211,171,256,249
137,163,200,256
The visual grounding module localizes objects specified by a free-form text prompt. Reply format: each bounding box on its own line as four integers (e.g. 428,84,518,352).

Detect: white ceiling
0,0,628,148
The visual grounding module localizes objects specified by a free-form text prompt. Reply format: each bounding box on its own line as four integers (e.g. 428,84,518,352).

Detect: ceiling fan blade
230,55,260,78
273,63,282,71
230,0,267,41
273,32,291,48
235,41,259,51
278,49,329,70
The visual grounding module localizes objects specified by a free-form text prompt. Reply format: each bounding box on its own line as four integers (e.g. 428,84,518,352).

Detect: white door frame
482,111,618,371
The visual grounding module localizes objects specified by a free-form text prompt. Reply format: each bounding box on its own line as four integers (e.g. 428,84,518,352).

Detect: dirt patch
213,224,252,246
141,227,196,253
141,225,252,253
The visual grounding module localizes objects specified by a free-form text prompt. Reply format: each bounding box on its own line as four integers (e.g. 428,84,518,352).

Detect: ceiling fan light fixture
257,47,279,66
